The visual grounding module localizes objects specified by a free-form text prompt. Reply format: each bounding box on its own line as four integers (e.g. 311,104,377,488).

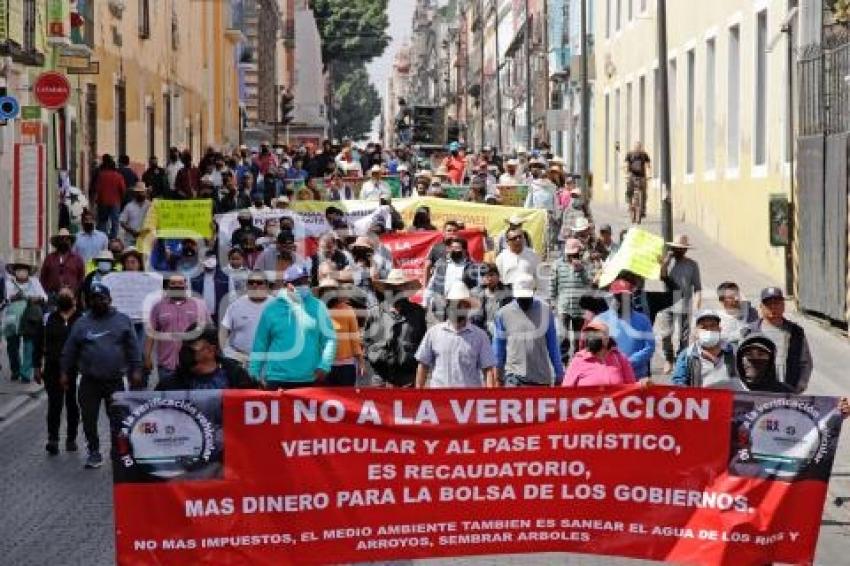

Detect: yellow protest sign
289,197,549,254
153,199,214,239
598,227,665,288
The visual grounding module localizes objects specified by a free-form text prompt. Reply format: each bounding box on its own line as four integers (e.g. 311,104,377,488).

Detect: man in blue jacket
61,283,142,469
249,265,336,389
592,279,655,378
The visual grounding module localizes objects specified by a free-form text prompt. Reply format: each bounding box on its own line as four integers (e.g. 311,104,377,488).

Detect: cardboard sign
102,272,164,322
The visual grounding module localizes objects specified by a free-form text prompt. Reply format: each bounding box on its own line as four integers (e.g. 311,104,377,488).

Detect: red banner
380,229,486,283
111,388,842,566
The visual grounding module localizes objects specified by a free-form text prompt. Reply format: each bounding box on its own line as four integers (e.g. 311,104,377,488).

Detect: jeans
6,334,33,381
504,373,550,388
96,205,121,239
44,367,79,442
78,377,125,454
327,364,357,387
661,310,691,363
559,314,586,366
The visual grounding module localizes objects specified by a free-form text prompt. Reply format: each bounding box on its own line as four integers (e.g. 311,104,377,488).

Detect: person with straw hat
40,228,86,299
415,281,498,388
4,253,47,382
363,269,427,388
316,278,364,387
660,234,703,374
119,182,151,247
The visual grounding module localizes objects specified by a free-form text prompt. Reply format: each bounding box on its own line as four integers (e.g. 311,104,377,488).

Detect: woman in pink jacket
563,320,647,387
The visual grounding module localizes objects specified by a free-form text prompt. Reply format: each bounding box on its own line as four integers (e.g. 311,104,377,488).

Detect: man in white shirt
496,227,541,287
119,183,151,246
220,272,271,366
359,165,390,200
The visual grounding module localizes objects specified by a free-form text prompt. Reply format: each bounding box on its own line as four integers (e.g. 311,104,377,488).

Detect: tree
332,62,381,140
310,0,390,68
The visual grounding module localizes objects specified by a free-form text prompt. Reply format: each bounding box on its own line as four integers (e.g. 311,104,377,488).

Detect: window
147,105,155,161
115,82,127,158
614,88,621,188
139,0,151,39
23,0,37,52
754,10,768,168
686,49,695,175
606,0,612,38
705,38,716,171
616,0,622,31
785,0,798,163
653,68,660,166
605,93,610,182
638,75,646,147
86,85,97,173
727,25,741,170
628,0,633,22
626,82,633,151
163,93,172,158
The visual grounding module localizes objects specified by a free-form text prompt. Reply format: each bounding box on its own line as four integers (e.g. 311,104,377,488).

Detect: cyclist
624,142,651,221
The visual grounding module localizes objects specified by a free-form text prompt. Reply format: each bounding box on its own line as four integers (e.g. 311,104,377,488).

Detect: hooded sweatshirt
735,333,793,393
249,291,336,383
61,308,141,380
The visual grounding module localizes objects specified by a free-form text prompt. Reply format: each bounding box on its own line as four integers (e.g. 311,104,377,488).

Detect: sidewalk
0,343,44,424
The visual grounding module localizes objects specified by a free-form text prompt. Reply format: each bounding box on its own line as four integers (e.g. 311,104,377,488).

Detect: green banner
21,106,41,120
154,199,214,239
443,185,471,200
499,185,529,207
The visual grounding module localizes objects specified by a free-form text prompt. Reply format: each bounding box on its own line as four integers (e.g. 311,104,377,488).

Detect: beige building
592,0,801,282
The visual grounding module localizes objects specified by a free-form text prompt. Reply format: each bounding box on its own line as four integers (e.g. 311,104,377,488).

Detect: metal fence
799,36,850,136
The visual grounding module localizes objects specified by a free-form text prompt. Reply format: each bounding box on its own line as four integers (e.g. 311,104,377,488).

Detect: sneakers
65,439,78,452
45,441,59,456
84,451,104,469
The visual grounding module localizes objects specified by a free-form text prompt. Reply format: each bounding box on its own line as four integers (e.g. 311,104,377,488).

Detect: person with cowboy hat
493,274,563,387
415,281,498,388
249,264,336,390
4,252,47,382
80,250,118,308
348,235,385,308
660,234,703,374
362,269,427,387
315,278,364,387
495,214,533,254
499,158,523,186
414,170,432,196
360,164,390,201
40,228,86,299
550,237,594,365
118,182,151,247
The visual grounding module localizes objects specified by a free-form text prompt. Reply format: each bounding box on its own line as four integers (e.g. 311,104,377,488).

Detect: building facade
592,0,801,283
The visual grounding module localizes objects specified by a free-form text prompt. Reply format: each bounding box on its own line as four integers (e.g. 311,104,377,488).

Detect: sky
367,0,417,137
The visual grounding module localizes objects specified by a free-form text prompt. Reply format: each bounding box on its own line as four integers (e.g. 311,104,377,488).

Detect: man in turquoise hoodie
249,265,336,389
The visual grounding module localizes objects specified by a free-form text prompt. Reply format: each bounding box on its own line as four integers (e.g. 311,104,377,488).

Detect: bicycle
627,176,647,225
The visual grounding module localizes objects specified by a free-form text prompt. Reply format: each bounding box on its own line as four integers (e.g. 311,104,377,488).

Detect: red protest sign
380,229,486,282
111,388,842,566
33,71,71,109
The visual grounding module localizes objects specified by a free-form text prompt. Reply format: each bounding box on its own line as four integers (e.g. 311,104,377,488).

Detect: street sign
32,71,71,109
0,95,20,120
66,61,99,75
20,105,41,120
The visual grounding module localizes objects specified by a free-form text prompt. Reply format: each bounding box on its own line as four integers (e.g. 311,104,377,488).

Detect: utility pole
494,1,503,152
656,0,674,244
783,11,797,296
524,0,532,150
580,0,590,193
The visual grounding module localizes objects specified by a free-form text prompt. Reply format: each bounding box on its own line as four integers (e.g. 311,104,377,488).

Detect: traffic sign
0,96,20,120
33,71,71,109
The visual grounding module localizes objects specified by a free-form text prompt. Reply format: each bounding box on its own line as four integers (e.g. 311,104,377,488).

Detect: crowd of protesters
1,137,846,470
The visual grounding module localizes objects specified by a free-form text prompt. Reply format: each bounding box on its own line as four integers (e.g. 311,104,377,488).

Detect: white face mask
697,330,721,349
203,257,217,270
96,261,113,273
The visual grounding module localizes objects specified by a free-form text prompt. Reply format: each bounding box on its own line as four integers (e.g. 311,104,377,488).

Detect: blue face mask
97,261,113,273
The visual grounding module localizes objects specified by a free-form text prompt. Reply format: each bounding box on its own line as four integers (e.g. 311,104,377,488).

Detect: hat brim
51,233,76,245
446,295,480,309
373,279,422,293
667,242,694,249
513,289,534,298
6,262,34,273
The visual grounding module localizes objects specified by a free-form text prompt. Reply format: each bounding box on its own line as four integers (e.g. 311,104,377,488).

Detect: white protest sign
102,272,164,322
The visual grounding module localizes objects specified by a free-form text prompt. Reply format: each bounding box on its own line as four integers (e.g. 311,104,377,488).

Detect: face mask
516,297,534,311
238,218,252,228
572,199,584,209
56,240,71,252
697,330,721,349
169,288,188,302
56,295,75,311
90,301,109,316
450,251,465,262
742,357,770,379
203,257,217,270
82,222,94,232
586,335,608,354
447,303,468,325
96,261,113,273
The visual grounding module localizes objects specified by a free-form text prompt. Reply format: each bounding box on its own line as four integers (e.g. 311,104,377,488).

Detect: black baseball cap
760,287,785,303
